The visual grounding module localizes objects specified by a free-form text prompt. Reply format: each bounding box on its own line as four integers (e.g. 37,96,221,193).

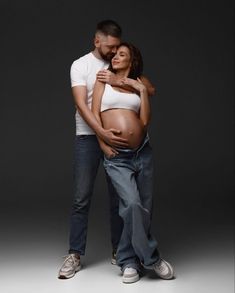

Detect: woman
92,43,174,283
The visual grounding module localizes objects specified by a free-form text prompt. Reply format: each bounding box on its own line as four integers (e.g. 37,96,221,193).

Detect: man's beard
98,48,115,62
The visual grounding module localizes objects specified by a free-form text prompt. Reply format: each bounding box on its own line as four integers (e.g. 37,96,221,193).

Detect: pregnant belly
101,109,146,148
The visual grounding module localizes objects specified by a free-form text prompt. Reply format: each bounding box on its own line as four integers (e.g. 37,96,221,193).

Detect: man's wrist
109,75,119,86
140,87,147,95
95,126,105,139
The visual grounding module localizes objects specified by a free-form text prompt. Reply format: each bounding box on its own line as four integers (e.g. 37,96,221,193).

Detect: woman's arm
121,77,151,129
138,78,151,128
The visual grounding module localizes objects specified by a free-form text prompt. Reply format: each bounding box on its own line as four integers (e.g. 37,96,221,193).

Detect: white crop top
101,84,141,113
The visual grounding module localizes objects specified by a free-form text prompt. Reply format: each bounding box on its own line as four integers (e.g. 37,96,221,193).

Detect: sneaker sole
122,274,140,284
111,259,117,265
58,264,81,279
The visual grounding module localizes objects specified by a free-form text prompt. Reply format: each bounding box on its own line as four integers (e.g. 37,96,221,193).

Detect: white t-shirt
70,52,109,135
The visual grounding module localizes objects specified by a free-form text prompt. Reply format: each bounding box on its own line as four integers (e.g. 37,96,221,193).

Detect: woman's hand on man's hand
120,77,147,93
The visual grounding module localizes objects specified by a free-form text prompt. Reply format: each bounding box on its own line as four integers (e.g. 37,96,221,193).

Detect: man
58,20,155,280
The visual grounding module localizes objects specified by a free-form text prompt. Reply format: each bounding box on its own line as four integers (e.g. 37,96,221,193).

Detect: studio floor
0,216,234,293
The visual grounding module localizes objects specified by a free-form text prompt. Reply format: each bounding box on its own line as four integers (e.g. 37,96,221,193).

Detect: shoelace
62,255,78,267
156,260,167,273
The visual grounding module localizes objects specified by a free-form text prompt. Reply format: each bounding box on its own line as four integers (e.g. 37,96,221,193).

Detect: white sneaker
153,258,174,280
122,267,139,283
58,254,81,279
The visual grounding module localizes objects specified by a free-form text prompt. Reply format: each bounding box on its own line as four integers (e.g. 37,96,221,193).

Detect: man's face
95,34,121,61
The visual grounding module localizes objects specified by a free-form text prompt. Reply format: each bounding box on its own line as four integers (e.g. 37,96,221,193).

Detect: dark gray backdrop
0,0,233,261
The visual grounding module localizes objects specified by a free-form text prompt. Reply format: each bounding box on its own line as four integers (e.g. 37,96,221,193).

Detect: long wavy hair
109,42,143,80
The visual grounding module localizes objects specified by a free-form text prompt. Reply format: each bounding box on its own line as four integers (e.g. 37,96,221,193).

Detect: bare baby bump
101,109,146,148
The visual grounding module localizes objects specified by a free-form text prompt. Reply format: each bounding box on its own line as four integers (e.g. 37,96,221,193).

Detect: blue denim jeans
69,135,123,255
103,137,160,271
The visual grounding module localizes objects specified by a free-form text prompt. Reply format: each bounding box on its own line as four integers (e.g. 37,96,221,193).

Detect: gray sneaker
122,267,140,283
153,258,174,280
58,254,81,279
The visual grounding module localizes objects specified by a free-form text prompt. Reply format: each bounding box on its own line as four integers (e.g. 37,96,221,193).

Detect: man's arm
91,80,119,158
72,85,128,147
96,69,156,96
139,75,156,96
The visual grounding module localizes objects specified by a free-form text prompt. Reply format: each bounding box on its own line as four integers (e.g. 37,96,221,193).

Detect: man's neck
92,48,103,60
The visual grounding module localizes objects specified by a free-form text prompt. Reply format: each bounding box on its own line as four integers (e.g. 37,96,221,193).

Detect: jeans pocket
103,155,117,168
104,154,112,161
104,152,120,161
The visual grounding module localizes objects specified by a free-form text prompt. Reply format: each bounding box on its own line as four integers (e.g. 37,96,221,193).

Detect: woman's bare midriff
101,109,146,149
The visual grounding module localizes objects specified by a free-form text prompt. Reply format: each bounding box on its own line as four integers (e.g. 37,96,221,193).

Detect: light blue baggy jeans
103,136,160,272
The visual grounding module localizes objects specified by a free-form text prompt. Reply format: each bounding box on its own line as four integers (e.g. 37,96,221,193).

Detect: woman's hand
120,77,147,93
100,142,119,159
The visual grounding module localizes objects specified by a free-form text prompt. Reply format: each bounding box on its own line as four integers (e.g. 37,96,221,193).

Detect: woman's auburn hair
109,42,143,79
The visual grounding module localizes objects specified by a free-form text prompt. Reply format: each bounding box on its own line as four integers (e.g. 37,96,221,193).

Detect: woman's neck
115,69,129,78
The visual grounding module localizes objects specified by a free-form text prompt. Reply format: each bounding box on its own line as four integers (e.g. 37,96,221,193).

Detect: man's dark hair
96,20,122,38
109,42,143,80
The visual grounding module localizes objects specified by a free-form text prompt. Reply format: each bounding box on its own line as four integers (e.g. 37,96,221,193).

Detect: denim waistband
115,134,150,154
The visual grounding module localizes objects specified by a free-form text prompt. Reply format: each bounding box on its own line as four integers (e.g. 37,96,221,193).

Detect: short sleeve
70,58,87,87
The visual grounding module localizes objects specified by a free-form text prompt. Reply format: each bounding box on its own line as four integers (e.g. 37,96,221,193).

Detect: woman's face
111,46,131,71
